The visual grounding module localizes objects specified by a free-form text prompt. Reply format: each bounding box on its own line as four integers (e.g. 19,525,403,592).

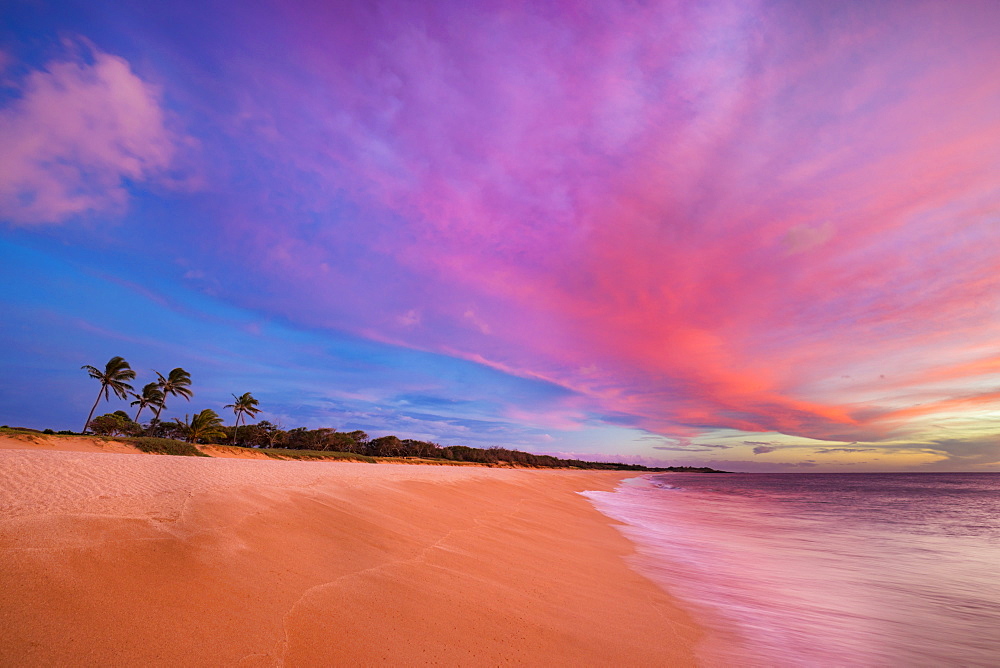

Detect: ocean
583,473,1000,667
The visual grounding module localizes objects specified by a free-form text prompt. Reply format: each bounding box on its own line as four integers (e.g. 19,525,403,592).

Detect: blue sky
3,0,1000,471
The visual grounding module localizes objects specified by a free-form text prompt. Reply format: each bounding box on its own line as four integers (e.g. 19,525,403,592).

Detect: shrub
89,411,142,437
1,426,41,434
263,449,375,463
126,437,210,457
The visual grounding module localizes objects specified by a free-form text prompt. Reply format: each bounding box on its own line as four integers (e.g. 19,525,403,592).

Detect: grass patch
199,444,267,455
126,437,210,457
261,451,481,466
375,456,485,466
1,427,82,437
261,448,376,463
0,426,44,435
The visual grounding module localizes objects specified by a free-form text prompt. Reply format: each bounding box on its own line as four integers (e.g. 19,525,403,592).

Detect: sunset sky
2,0,999,471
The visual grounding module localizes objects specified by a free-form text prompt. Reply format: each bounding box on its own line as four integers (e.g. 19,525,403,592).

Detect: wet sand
0,439,702,666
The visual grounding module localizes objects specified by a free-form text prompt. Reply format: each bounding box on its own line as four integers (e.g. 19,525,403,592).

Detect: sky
2,0,999,471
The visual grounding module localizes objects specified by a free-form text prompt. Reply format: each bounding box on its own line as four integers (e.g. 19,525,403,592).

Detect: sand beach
0,435,701,666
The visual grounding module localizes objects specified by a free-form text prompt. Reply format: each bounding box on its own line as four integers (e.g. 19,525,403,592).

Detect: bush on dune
126,437,210,457
261,448,375,463
88,411,142,437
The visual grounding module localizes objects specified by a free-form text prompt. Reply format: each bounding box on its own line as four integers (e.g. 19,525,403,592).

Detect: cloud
0,41,185,224
397,310,421,327
752,445,777,454
784,220,835,254
653,443,731,452
463,309,492,335
918,437,1000,471
100,1,1000,466
815,447,876,454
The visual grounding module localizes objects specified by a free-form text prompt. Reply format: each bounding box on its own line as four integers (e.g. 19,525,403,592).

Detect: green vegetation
130,382,165,423
1,426,40,434
224,392,261,445
88,410,142,437
65,356,728,471
259,448,376,463
152,368,193,422
2,427,78,436
81,356,136,433
184,409,227,443
126,437,210,457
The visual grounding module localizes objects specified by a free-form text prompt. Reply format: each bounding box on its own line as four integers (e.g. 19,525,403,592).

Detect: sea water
583,473,1000,667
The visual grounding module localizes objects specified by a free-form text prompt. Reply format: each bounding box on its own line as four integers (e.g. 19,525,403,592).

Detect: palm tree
224,392,262,445
185,409,226,444
151,368,193,422
130,382,165,423
81,356,136,433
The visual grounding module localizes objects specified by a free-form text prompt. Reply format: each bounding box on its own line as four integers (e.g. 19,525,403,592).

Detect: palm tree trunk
83,386,105,433
231,411,240,445
134,405,144,423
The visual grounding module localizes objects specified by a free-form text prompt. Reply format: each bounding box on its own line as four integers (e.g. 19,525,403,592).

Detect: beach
0,436,701,666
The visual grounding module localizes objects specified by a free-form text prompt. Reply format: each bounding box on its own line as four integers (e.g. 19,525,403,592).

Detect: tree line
79,356,724,472
82,356,258,446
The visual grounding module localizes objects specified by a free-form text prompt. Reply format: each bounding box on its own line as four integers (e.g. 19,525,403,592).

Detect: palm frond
153,368,194,421
82,356,136,433
188,408,227,443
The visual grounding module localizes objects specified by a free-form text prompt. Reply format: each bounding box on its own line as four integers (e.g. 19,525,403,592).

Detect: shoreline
0,443,703,665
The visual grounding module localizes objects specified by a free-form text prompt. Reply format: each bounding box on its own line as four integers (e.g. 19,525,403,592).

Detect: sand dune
0,445,701,666
0,433,141,454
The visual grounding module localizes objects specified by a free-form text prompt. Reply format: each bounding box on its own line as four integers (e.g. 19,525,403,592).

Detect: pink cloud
0,41,184,224
207,1,1000,445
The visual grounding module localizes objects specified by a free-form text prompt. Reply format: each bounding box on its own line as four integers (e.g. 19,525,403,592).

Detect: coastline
584,475,753,667
0,443,703,665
